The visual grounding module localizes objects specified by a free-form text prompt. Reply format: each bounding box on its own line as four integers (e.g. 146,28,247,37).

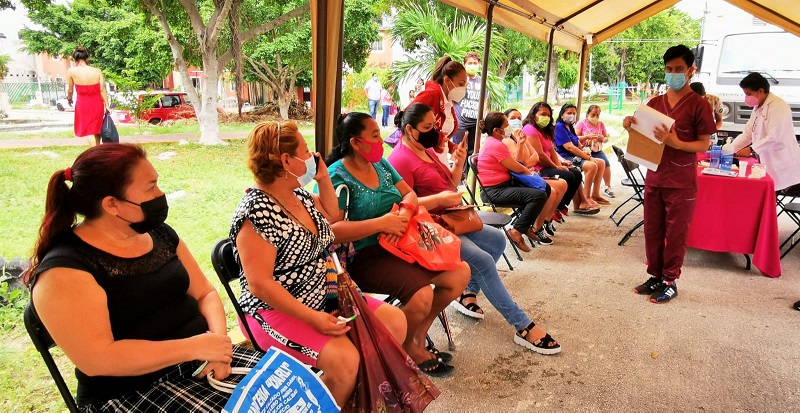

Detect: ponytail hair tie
64,167,73,182
341,113,347,119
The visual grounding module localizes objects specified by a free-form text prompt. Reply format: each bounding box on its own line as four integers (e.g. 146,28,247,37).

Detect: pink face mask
356,138,384,163
744,94,760,108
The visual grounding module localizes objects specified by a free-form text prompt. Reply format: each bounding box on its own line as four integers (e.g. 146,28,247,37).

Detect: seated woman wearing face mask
388,103,561,355
24,144,263,411
326,112,470,378
230,121,407,406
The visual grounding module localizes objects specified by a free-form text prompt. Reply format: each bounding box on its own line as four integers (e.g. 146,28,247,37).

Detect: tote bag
378,205,462,271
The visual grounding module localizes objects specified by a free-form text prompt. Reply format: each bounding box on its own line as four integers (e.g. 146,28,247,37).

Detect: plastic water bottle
710,145,722,169
720,144,734,171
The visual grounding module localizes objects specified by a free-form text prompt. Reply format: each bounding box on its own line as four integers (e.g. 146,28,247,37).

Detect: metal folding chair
610,145,646,227
211,238,268,352
779,202,800,259
24,301,80,413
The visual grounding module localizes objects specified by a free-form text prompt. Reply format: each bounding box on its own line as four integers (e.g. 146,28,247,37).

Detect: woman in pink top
387,103,561,355
501,109,566,244
520,102,599,215
477,112,549,251
575,105,614,198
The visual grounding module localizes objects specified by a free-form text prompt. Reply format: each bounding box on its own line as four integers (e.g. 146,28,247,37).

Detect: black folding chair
24,301,80,413
466,154,530,259
610,145,646,227
777,183,800,217
779,202,800,259
211,238,266,352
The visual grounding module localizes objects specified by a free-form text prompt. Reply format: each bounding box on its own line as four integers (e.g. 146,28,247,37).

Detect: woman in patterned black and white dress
230,121,407,407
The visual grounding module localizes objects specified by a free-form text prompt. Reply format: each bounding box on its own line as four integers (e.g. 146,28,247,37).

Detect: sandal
426,344,453,364
794,300,800,311
417,359,455,378
573,207,600,215
513,322,561,355
450,292,485,320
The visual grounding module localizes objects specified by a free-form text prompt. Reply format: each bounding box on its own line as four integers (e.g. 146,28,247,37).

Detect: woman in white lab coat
731,72,800,191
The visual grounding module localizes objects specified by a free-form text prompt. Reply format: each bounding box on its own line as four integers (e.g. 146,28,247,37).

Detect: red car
112,91,196,124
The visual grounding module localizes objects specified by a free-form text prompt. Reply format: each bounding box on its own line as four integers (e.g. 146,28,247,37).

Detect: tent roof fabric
437,0,800,52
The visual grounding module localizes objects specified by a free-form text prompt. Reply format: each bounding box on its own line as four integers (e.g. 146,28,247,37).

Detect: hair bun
75,46,86,52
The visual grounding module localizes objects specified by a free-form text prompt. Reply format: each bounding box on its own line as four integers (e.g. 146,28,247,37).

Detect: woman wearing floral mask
575,105,614,198
326,112,470,378
410,55,468,165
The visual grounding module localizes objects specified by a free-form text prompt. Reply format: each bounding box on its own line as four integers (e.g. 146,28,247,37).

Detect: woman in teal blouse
326,112,469,378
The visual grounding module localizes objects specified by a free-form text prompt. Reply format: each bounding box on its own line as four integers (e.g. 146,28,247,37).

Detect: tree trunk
278,92,290,121
547,56,559,104
198,54,225,145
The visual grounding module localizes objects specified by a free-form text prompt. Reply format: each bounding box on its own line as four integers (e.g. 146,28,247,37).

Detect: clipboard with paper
625,104,675,171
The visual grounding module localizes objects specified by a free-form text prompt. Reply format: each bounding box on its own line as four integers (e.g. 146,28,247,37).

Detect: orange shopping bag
378,205,462,271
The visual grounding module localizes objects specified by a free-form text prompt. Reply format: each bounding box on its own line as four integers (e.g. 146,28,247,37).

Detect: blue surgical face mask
289,155,317,186
665,72,687,91
508,119,523,130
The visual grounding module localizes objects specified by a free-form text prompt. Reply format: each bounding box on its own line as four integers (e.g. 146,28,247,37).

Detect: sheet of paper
630,104,675,143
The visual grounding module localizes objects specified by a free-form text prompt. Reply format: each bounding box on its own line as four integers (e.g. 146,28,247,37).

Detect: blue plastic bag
510,171,547,191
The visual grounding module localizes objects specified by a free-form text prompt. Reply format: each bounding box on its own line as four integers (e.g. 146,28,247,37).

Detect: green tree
20,0,173,88
389,3,507,109
590,7,700,88
0,54,9,80
242,0,378,120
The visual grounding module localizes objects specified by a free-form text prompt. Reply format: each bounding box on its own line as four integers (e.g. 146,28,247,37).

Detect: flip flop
573,207,600,215
593,198,611,205
427,345,453,364
417,359,455,378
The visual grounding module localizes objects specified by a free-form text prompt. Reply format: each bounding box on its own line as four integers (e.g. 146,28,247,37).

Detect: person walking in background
454,52,485,155
575,105,615,198
380,86,393,128
66,46,108,147
624,45,716,304
364,73,382,120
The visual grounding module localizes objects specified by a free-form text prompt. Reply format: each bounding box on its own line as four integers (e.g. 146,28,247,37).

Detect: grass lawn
0,98,640,410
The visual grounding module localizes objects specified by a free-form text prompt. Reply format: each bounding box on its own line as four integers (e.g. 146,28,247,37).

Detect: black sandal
450,292,485,320
426,344,453,364
794,300,800,311
417,359,455,378
513,322,561,355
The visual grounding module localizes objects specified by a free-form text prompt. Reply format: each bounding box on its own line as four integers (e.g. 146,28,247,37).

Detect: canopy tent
310,0,800,155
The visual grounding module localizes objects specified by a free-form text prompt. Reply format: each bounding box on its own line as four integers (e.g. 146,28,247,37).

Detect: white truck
692,1,800,143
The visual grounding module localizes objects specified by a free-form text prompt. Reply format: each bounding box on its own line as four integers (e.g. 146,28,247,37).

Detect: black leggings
539,167,582,209
482,180,548,233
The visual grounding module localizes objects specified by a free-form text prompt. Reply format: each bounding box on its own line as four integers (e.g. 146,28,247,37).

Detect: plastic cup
738,160,748,177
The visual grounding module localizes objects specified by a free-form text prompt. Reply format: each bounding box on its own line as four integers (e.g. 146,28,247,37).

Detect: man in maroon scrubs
623,45,716,303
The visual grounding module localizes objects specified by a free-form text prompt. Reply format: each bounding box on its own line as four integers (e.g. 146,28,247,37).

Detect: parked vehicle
112,91,196,124
693,2,800,142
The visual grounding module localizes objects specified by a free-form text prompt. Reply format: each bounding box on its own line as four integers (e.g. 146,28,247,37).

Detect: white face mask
504,125,513,138
289,155,317,186
508,119,523,130
446,77,466,102
564,114,576,124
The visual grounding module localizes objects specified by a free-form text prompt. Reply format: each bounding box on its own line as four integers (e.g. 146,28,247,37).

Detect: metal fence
0,80,67,105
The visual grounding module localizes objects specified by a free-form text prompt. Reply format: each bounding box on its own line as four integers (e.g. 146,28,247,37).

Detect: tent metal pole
474,1,495,155
543,27,556,102
576,41,589,118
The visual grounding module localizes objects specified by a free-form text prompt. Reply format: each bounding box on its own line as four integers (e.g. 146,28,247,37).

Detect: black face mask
415,127,440,149
119,194,169,234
